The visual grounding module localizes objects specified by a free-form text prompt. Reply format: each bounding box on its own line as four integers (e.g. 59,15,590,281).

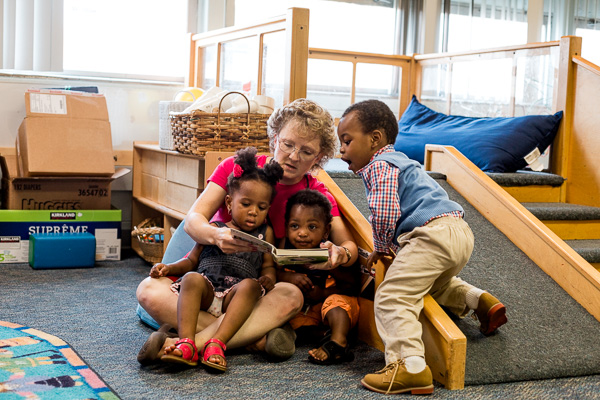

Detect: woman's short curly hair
267,98,338,170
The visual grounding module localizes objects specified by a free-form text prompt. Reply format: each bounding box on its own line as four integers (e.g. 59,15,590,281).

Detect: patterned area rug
0,321,119,399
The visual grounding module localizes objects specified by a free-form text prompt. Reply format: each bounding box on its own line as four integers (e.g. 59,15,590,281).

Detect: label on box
0,210,121,263
94,228,121,261
0,236,23,263
29,93,68,115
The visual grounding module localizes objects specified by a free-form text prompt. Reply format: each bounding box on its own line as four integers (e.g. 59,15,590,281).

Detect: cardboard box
0,209,122,263
1,155,129,210
16,89,115,177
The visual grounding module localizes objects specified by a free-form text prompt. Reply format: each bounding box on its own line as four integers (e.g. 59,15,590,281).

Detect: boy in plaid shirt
337,99,507,395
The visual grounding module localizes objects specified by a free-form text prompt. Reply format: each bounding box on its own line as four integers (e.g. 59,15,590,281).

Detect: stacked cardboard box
0,89,128,262
16,89,116,177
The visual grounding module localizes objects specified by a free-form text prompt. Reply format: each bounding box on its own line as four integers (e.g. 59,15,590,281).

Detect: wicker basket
132,218,164,264
170,91,271,157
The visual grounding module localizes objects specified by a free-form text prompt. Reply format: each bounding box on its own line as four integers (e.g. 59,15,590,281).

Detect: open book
230,228,329,265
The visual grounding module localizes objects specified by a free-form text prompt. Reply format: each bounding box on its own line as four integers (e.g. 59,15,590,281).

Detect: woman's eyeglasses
278,139,319,162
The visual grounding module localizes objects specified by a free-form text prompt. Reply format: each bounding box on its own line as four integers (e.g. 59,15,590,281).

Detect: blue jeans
136,221,195,329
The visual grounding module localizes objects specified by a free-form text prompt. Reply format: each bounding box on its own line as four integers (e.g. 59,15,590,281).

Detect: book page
229,228,274,253
230,228,330,265
272,248,329,266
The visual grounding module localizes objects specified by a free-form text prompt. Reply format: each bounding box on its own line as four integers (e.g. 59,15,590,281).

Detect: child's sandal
201,338,227,373
160,338,199,367
308,340,354,365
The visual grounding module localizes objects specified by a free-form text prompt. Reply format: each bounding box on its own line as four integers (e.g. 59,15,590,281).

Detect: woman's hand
307,241,348,270
258,276,275,292
149,263,170,278
213,226,257,254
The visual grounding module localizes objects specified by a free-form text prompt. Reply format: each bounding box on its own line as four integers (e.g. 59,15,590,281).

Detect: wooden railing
186,7,309,108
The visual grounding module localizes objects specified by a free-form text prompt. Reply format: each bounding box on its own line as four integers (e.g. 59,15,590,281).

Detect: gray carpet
523,202,600,220
2,252,600,399
1,161,600,398
485,170,565,187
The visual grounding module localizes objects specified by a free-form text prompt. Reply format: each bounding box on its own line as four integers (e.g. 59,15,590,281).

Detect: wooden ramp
318,144,600,390
316,170,467,390
424,145,600,322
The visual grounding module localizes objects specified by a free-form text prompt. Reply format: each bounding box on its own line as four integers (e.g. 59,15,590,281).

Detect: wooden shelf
131,142,238,262
131,141,206,258
133,141,205,159
133,196,186,221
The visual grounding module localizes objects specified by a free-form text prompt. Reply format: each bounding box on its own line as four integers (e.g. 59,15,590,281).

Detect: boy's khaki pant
374,216,475,364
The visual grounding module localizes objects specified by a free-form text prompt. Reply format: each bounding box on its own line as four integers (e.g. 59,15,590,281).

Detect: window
63,0,188,80
234,0,396,54
2,0,189,81
444,0,528,52
574,0,600,65
543,0,600,65
234,0,399,118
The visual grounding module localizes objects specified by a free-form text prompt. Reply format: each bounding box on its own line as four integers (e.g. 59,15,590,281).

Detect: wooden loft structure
185,8,600,210
181,7,600,390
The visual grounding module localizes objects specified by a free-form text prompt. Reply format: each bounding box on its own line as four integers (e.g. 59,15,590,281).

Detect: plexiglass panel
450,58,512,117
220,37,258,96
261,31,286,109
307,59,353,119
420,64,448,113
355,63,401,119
514,48,558,116
202,45,217,90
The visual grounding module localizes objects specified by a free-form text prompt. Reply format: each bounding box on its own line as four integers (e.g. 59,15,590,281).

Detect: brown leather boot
475,292,507,335
361,360,434,395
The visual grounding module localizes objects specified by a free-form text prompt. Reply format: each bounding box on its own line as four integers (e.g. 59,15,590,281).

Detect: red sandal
160,338,199,367
201,338,227,372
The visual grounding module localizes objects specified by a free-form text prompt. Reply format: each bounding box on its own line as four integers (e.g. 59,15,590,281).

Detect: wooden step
565,239,600,270
487,171,565,203
522,202,600,240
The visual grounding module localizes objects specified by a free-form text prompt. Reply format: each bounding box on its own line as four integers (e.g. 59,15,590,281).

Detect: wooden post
552,36,581,200
284,8,309,104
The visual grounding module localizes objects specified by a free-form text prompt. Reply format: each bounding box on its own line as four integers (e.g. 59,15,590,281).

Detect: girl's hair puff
284,189,332,226
226,147,284,201
267,98,338,171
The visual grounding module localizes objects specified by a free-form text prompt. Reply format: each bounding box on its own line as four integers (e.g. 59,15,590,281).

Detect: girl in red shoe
150,147,282,372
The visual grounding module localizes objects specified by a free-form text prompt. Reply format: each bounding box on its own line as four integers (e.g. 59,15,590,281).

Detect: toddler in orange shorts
277,189,361,365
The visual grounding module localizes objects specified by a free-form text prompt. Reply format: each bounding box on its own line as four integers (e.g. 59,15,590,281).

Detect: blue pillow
394,96,563,173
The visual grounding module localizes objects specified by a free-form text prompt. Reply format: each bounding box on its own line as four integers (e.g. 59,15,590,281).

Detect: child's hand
150,263,170,278
367,251,387,269
215,226,257,254
258,276,274,292
288,272,315,293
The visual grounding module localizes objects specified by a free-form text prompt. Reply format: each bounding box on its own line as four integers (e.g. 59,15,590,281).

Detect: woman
136,98,358,364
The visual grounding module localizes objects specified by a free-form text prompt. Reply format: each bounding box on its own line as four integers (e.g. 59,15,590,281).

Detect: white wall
0,75,182,150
